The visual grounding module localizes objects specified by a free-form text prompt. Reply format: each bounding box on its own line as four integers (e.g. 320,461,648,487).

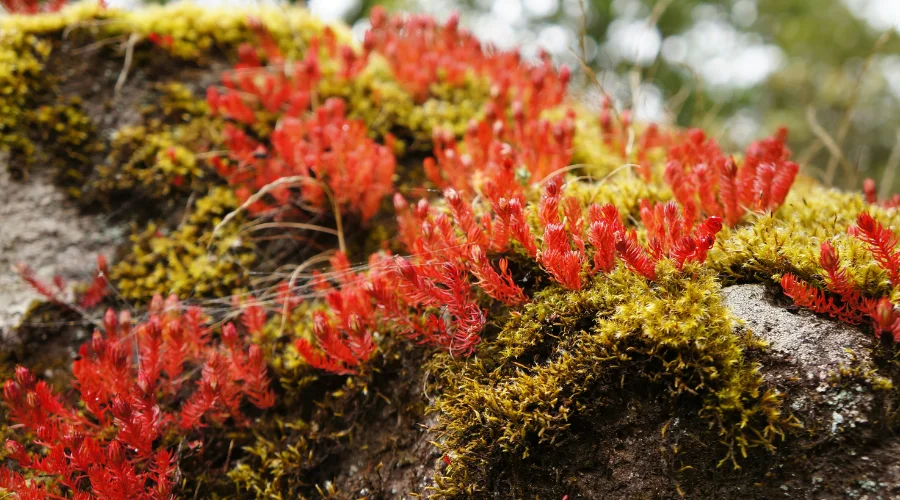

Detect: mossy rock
2,3,900,499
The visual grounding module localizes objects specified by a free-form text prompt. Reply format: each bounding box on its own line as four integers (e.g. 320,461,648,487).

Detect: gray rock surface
723,283,874,369
0,167,122,338
722,283,900,499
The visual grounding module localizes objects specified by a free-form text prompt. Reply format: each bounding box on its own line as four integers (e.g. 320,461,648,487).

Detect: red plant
664,128,798,226
424,107,576,199
206,29,364,125
293,179,726,373
863,178,900,209
205,26,392,223
214,98,396,222
1,296,274,499
610,200,723,281
294,253,378,374
79,254,110,309
781,242,872,325
364,6,569,116
146,33,174,49
1,0,68,14
13,261,67,304
14,254,109,310
782,213,900,341
205,24,392,223
851,212,900,286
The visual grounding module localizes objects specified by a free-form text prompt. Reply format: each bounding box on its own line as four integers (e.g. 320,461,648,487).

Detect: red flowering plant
863,178,900,210
291,252,379,375
206,25,392,223
212,101,393,224
293,174,724,372
1,0,73,14
782,212,900,342
424,103,576,199
213,98,396,223
0,295,275,499
664,127,799,227
363,6,570,116
13,255,109,310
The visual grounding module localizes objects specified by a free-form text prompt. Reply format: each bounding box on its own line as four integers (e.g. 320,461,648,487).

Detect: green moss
22,97,101,196
225,418,319,499
429,263,790,495
709,182,900,297
406,76,491,145
0,30,53,176
319,55,491,150
565,167,671,222
110,187,256,303
86,82,220,206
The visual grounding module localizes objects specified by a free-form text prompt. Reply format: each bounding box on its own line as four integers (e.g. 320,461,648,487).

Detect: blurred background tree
66,0,900,192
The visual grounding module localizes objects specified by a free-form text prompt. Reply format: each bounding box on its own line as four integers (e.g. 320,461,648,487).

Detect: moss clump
28,97,101,195
0,30,53,176
565,168,672,223
317,54,491,151
430,263,790,495
708,183,900,298
110,187,256,303
226,417,321,498
404,76,491,146
95,125,208,201
88,82,220,207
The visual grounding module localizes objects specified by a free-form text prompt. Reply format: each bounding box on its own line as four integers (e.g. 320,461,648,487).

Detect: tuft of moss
86,82,220,207
709,182,900,297
0,30,53,176
110,187,256,303
25,97,101,195
429,263,791,495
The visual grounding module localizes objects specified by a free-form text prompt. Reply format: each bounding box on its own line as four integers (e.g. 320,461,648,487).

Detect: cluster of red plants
1,0,79,14
214,98,396,223
292,174,725,369
665,127,799,227
292,252,378,375
425,104,576,197
782,212,900,342
364,6,569,116
2,9,820,497
1,296,274,498
207,29,393,222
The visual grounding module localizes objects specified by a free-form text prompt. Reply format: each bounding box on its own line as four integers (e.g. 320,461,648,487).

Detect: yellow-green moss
0,30,52,174
110,187,255,303
227,420,316,499
565,167,672,222
90,82,220,204
28,97,101,194
96,125,208,199
429,263,790,495
709,181,900,298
